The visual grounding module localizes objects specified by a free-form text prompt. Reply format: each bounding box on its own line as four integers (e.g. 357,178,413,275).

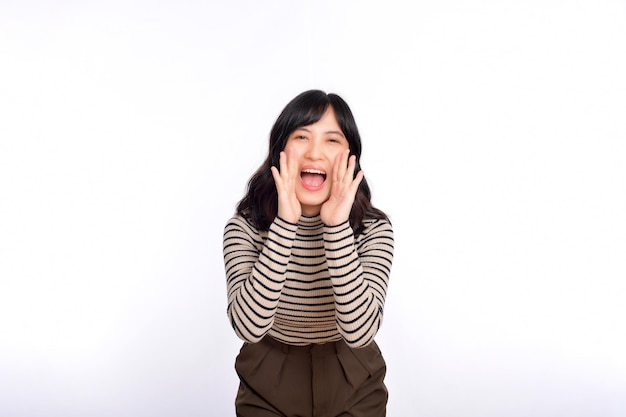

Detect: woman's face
283,107,350,216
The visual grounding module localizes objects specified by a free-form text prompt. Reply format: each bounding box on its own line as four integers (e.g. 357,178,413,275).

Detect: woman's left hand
320,149,364,226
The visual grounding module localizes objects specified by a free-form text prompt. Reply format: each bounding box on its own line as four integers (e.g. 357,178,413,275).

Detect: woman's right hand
270,150,301,223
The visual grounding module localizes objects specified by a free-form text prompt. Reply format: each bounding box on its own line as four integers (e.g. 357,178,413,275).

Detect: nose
304,138,322,160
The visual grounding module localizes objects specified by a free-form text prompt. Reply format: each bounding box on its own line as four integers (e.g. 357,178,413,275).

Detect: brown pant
234,336,387,417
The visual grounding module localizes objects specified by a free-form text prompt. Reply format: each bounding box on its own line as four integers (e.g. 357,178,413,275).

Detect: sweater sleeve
223,215,298,343
324,219,394,348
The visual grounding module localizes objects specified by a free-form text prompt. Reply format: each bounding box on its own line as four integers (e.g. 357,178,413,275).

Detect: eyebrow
297,127,346,138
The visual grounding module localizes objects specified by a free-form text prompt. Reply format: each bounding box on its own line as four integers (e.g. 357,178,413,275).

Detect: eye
295,135,307,140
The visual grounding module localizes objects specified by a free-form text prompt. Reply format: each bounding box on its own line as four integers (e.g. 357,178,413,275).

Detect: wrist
322,218,350,228
276,215,299,227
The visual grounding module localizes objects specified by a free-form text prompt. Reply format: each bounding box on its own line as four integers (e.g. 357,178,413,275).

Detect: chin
299,201,323,214
297,197,327,216
297,187,328,203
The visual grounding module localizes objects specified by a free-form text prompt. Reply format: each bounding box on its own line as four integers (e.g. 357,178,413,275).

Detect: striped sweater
223,213,394,348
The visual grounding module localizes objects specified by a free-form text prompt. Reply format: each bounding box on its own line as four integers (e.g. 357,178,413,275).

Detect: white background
1,1,625,416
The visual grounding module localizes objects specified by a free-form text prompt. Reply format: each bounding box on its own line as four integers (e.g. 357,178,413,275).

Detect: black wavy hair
236,89,389,236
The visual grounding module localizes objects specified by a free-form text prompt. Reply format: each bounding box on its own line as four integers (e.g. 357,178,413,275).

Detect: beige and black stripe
223,214,394,348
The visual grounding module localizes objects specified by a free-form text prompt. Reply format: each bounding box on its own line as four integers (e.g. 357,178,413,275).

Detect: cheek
327,148,346,166
283,144,302,158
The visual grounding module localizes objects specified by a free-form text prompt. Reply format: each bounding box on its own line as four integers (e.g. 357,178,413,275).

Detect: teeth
302,169,326,175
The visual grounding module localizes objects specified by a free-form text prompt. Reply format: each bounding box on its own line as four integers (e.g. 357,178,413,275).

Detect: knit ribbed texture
223,214,394,348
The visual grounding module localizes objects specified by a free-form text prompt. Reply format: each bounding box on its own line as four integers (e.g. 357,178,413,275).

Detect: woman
223,90,394,417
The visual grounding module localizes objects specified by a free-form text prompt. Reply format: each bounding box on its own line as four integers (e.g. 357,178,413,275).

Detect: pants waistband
261,335,342,354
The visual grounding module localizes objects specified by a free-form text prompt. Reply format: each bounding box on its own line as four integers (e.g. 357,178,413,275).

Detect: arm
324,219,394,348
223,215,298,343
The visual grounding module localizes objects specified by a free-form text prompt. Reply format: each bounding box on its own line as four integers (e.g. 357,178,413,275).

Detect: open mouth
300,169,327,189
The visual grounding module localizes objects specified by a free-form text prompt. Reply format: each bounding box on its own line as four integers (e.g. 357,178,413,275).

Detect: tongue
301,173,325,187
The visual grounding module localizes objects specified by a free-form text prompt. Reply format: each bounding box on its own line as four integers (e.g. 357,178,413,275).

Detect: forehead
299,108,342,132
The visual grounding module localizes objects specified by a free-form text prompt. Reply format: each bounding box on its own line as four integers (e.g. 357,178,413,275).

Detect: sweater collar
299,214,322,227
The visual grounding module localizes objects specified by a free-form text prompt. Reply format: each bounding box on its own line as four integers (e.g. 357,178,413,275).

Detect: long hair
236,89,389,236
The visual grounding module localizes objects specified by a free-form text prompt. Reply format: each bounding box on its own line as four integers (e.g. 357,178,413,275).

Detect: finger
334,149,349,183
271,165,280,183
278,151,288,177
285,148,299,180
342,154,357,183
271,166,285,193
351,169,364,191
